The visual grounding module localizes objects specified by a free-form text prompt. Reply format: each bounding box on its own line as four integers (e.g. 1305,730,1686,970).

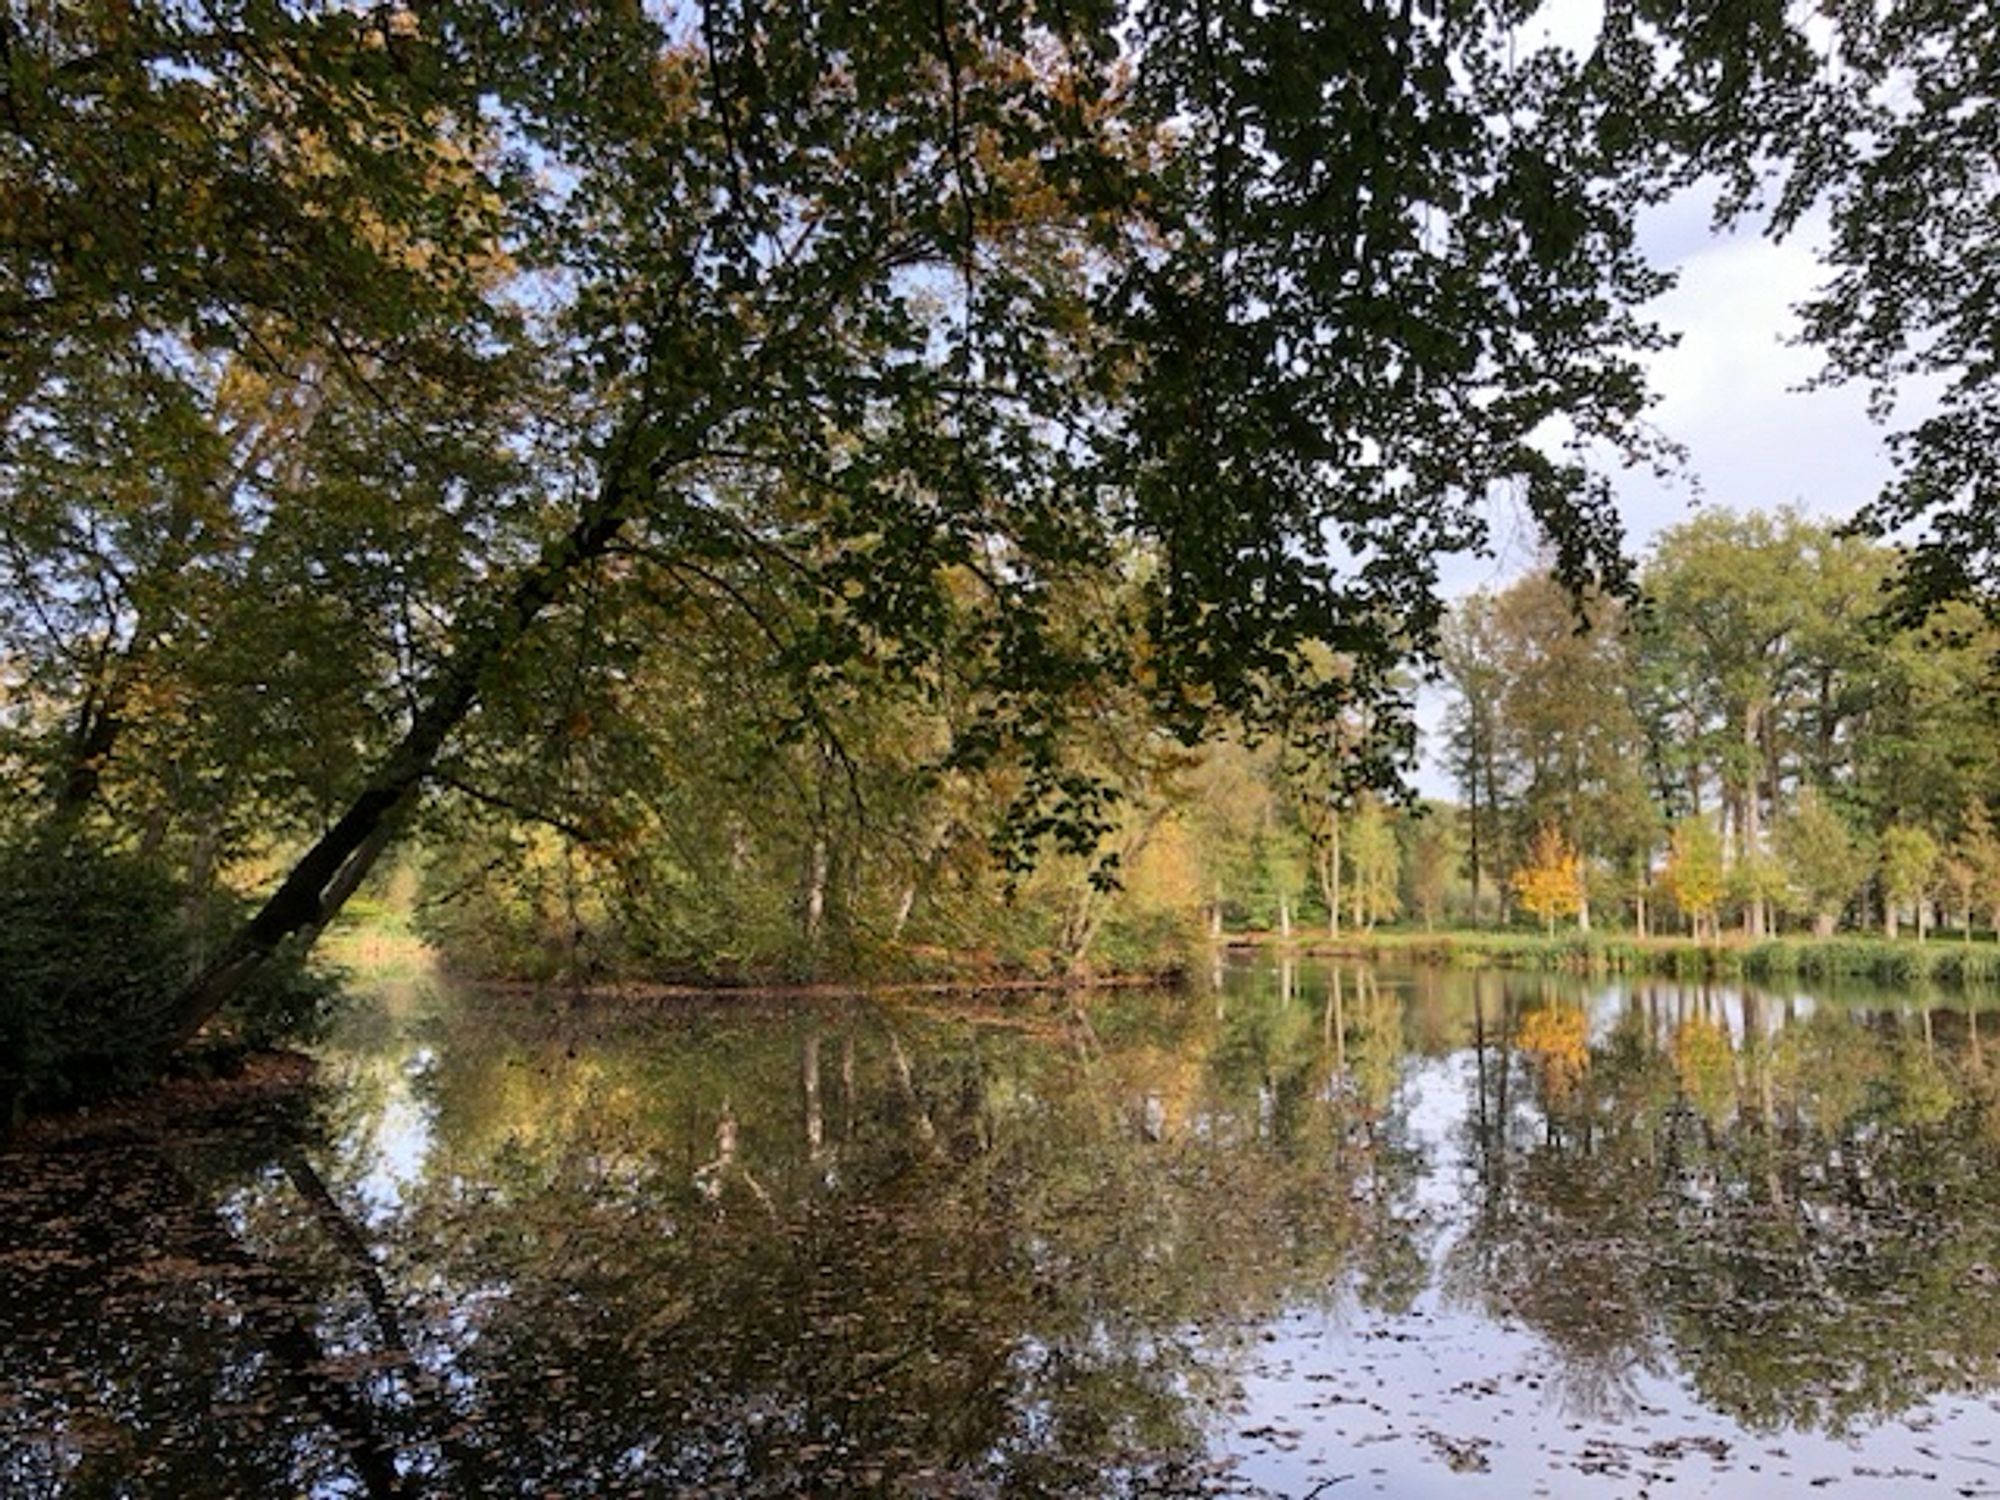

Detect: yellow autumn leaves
1510,824,1584,936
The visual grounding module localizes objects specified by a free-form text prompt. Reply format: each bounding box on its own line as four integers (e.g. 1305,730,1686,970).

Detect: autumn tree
1721,1,2000,616
1663,817,1725,943
1439,597,1506,923
1402,806,1462,933
1639,512,1827,940
1511,824,1584,938
1959,800,2000,940
1345,795,1402,933
1941,853,1980,945
0,0,1776,1082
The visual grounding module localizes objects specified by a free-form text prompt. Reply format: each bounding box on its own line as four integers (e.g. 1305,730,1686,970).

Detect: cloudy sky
1447,194,1897,596
1412,188,1910,795
1436,0,1909,592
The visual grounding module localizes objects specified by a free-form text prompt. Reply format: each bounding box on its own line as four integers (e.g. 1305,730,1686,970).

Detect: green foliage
1881,825,1943,936
1401,805,1462,932
1954,798,2000,932
1344,796,1402,932
1436,516,2000,948
4,0,1695,1045
0,839,339,1111
1663,817,1726,937
1777,787,1865,933
8,0,2000,1057
0,842,186,1107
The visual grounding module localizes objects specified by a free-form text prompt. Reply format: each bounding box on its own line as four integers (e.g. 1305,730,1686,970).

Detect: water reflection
6,962,2000,1494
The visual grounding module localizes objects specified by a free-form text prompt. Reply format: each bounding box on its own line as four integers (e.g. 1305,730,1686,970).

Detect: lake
7,954,2000,1496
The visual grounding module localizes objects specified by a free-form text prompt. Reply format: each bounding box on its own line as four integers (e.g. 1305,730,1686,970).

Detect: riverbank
320,919,1187,1000
3,1048,318,1144
1232,927,2000,986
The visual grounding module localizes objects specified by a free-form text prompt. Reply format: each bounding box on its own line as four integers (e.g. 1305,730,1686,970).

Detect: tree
1960,799,2000,940
1662,817,1725,942
1941,853,1979,946
1639,511,1826,940
1849,605,2000,835
1344,796,1401,934
1510,824,1584,938
1776,786,1863,938
1,1,1732,1071
1881,826,1942,941
1710,2,2000,616
1402,806,1462,933
1182,740,1276,939
1729,852,1791,940
1439,597,1507,924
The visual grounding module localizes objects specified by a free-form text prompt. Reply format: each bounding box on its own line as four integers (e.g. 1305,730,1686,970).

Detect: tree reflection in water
5,963,2000,1494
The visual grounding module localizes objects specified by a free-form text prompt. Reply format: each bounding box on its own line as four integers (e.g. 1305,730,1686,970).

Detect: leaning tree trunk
164,430,659,1051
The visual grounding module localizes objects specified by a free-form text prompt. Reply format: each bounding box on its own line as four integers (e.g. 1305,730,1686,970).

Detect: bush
0,839,340,1114
0,841,186,1109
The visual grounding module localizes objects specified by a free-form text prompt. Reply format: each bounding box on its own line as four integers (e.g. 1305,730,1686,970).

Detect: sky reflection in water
7,956,2000,1496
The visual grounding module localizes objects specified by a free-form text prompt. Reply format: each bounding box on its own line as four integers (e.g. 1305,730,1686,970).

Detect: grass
1259,926,2000,987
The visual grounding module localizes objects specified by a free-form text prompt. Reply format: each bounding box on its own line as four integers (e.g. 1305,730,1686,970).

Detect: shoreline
4,1049,320,1146
1215,928,2000,986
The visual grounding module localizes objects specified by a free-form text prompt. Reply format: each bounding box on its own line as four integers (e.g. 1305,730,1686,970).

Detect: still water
9,956,2000,1496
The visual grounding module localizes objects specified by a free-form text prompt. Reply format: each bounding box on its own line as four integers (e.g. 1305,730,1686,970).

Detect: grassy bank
1262,928,2000,987
321,905,1189,995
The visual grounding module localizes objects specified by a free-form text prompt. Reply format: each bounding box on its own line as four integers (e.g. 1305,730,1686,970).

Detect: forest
4,0,2000,1109
416,504,2000,976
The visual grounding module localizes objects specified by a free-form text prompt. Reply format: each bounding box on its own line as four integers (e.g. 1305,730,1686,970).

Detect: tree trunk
804,835,829,946
1741,702,1767,939
1466,740,1483,925
52,671,134,822
165,429,658,1050
1326,811,1342,937
48,490,211,824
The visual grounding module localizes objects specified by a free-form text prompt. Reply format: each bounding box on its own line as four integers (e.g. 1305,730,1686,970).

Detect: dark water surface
9,956,2000,1496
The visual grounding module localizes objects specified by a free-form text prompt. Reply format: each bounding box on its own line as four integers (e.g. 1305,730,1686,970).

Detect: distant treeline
415,511,2000,976
1433,508,2000,942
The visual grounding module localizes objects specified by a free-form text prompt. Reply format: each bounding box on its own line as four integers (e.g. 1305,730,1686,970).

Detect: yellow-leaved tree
1664,816,1726,941
1511,824,1584,937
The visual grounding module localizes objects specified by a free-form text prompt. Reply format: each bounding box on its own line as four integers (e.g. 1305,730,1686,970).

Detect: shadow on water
8,959,2000,1495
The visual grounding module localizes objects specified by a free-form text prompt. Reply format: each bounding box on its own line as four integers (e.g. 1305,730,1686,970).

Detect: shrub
0,840,185,1109
0,838,340,1114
